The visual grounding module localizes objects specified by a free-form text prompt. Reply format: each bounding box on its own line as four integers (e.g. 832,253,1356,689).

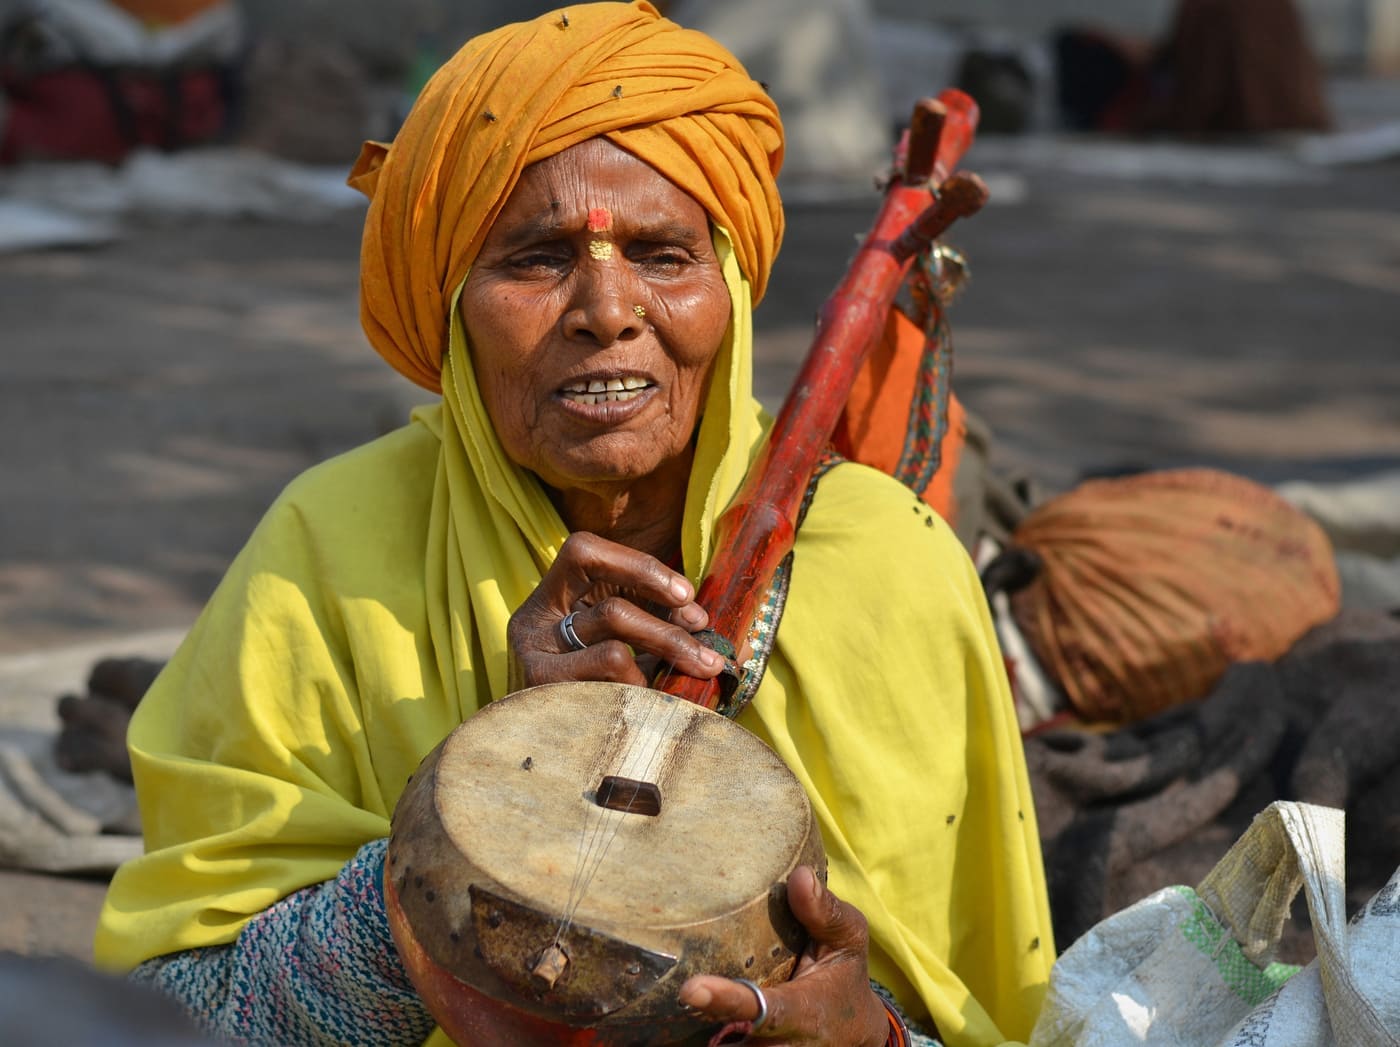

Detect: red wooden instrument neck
658,91,980,711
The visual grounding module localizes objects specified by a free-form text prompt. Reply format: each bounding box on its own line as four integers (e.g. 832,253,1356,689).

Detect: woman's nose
561,257,645,346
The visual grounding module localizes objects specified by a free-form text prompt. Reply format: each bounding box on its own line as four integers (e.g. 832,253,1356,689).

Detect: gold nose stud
633,305,646,318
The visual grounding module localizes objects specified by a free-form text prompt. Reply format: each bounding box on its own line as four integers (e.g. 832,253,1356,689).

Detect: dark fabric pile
1026,609,1400,961
53,656,163,783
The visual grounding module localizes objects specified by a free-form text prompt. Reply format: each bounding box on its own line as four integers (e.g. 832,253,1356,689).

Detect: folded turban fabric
349,0,784,393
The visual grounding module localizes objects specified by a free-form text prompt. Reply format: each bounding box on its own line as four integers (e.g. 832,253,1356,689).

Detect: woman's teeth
561,377,650,404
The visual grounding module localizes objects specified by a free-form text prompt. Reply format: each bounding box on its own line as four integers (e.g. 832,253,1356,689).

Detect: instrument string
552,691,674,945
550,676,689,951
555,685,682,924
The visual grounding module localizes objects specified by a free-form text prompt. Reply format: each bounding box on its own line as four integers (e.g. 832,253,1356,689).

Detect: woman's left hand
678,866,890,1046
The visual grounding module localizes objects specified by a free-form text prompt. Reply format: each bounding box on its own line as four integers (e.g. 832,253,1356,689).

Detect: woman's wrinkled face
460,138,731,497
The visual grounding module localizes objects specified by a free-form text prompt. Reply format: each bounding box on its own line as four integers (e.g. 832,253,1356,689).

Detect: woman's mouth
559,376,652,405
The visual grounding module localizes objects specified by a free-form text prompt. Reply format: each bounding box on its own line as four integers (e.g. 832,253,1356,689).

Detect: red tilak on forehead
587,207,613,233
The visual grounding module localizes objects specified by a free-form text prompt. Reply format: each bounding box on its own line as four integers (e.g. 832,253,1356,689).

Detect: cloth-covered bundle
1150,0,1332,135
0,0,242,165
1009,468,1339,723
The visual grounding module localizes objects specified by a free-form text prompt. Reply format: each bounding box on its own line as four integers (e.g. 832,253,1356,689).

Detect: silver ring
558,611,588,652
734,978,768,1032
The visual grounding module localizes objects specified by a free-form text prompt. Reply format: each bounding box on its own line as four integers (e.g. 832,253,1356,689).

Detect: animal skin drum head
433,681,812,929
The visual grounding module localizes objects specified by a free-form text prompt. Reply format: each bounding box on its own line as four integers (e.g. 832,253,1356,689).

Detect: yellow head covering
349,0,784,393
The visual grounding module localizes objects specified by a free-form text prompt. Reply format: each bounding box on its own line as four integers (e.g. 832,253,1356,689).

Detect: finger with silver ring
733,978,768,1032
557,611,588,652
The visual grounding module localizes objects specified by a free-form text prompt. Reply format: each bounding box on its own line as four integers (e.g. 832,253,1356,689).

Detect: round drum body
387,681,825,1046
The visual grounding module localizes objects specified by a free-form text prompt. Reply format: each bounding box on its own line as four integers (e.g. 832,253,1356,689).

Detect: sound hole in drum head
434,682,813,930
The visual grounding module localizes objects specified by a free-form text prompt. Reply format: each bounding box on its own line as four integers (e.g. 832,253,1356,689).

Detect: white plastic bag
1029,801,1400,1046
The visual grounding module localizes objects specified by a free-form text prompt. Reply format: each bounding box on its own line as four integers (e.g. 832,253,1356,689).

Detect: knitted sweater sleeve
130,837,434,1047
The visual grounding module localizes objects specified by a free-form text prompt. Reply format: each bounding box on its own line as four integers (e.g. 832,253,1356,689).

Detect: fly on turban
349,0,785,392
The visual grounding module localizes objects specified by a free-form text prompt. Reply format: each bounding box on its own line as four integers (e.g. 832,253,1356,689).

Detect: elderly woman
95,4,1053,1045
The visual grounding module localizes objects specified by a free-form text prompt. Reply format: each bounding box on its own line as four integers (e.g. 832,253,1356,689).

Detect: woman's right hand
505,532,727,692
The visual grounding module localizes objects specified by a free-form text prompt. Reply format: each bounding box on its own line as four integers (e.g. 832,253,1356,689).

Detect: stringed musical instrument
386,91,989,1047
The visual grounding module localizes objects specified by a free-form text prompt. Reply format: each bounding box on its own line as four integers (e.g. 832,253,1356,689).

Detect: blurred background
1,0,1398,996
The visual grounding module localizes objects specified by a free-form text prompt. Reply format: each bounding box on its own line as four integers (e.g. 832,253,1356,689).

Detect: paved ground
2,89,1398,961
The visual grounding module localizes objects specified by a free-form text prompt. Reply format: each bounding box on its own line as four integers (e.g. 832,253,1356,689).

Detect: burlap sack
1010,469,1339,723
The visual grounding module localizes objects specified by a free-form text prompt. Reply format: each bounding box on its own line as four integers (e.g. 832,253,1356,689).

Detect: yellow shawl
97,5,1053,1044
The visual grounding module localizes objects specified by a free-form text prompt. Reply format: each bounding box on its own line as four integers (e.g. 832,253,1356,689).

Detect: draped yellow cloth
96,4,1054,1045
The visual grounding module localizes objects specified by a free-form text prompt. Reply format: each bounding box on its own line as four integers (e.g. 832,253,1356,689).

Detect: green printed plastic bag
1029,802,1400,1047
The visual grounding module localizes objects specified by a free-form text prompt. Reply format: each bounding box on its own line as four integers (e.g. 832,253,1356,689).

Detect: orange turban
349,1,785,392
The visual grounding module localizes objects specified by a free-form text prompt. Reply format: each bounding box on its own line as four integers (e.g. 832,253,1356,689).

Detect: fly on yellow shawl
97,5,1054,1045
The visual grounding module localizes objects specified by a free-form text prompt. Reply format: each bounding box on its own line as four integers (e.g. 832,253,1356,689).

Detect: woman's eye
632,246,691,268
510,249,570,270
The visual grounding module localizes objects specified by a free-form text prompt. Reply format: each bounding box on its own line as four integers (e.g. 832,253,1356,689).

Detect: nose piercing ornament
633,305,646,318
